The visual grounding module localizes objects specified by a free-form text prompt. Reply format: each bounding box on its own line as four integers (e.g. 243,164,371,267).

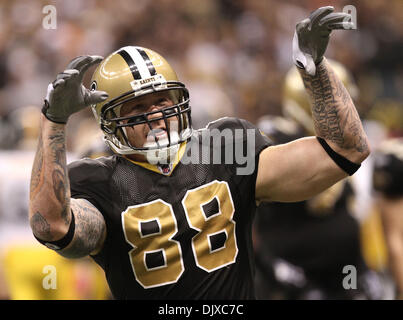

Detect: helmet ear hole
90,81,97,91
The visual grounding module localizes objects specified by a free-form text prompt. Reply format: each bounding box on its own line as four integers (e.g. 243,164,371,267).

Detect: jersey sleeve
206,117,272,176
206,117,272,156
67,156,116,267
238,117,273,156
68,156,114,213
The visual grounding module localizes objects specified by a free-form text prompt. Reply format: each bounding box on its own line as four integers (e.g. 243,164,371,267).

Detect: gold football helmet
90,46,192,160
282,59,359,135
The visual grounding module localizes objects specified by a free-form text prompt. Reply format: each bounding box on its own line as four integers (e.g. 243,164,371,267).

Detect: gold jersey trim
123,142,187,176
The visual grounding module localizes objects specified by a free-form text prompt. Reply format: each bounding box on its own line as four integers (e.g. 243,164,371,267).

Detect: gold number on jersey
122,199,184,288
182,180,237,271
122,181,238,288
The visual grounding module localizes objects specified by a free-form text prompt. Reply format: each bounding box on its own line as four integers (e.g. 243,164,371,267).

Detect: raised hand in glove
292,6,354,76
42,55,108,124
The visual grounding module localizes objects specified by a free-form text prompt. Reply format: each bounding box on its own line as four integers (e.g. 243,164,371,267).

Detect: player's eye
129,115,144,125
134,104,148,113
156,98,169,106
121,104,144,117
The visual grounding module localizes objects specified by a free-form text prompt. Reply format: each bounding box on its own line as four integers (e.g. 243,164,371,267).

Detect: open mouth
147,128,168,142
143,127,181,151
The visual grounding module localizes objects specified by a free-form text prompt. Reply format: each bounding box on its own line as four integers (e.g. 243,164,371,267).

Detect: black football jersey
68,117,271,299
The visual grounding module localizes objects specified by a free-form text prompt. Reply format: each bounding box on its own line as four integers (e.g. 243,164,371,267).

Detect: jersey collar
122,142,187,176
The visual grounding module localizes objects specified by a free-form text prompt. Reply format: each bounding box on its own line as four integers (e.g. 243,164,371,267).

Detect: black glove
42,55,108,124
292,6,354,76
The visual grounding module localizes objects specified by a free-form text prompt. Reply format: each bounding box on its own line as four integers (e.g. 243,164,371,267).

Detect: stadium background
0,0,401,299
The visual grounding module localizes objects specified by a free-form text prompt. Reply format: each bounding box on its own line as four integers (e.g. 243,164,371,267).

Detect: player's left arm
256,7,370,202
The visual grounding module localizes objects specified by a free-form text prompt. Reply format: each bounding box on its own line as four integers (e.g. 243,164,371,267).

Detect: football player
373,138,403,299
29,7,370,299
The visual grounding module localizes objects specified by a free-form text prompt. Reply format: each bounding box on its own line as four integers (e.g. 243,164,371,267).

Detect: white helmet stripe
137,47,157,76
122,46,152,79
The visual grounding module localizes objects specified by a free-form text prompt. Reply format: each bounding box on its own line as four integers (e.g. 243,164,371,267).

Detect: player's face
120,91,176,159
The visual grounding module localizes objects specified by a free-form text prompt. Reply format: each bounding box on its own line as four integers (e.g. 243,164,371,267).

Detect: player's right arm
29,56,108,258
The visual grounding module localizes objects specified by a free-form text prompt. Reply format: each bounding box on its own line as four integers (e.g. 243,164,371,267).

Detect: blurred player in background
373,138,403,299
253,60,385,299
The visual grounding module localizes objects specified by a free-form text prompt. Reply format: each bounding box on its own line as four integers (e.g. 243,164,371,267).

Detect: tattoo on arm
48,129,71,225
30,119,71,241
58,199,106,259
299,59,369,155
30,118,106,259
51,169,69,225
52,169,66,203
30,212,53,240
30,132,44,200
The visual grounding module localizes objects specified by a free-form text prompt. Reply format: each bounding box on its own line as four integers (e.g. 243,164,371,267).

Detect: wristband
317,136,361,175
34,210,76,251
